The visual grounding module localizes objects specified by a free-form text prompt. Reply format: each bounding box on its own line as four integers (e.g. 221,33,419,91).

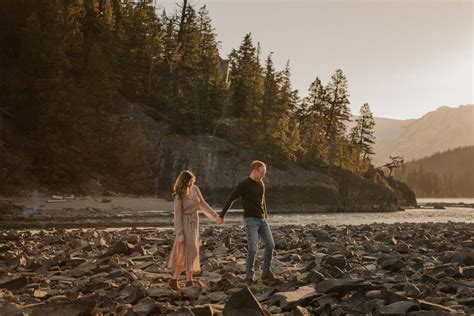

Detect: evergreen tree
349,103,376,172
299,77,329,165
228,33,264,146
325,69,351,166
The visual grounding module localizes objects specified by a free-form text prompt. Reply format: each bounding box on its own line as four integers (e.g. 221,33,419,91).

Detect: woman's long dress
167,185,217,272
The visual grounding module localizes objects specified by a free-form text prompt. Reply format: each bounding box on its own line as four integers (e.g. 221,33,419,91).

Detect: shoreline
1,195,473,230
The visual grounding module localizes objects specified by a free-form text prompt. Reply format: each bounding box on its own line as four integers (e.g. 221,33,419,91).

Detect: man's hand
215,216,224,225
177,234,184,243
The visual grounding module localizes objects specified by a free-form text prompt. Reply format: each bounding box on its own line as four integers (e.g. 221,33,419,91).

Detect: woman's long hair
172,170,196,199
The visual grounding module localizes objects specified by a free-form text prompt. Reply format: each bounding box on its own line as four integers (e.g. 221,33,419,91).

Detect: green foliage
0,0,382,187
349,103,376,172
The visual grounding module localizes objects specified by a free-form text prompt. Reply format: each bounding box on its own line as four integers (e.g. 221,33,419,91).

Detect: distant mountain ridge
356,104,474,166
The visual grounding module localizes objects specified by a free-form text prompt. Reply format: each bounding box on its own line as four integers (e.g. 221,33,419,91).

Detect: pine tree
228,33,264,146
299,76,329,165
259,58,300,162
350,103,376,172
325,69,351,167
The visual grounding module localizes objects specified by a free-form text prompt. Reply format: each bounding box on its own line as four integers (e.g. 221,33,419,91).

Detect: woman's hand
215,215,224,225
177,234,184,243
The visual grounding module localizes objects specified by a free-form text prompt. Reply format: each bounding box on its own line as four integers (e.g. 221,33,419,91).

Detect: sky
156,0,473,120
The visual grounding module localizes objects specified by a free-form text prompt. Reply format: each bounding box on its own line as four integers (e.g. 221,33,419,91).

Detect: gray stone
193,305,216,316
316,279,376,294
23,295,98,316
107,241,134,256
132,297,158,315
380,301,420,315
169,307,195,316
0,277,27,290
394,242,411,254
404,283,421,298
182,285,202,300
460,265,474,278
304,269,325,284
273,285,318,310
323,255,347,269
380,258,405,272
207,291,227,302
223,286,269,316
292,305,310,316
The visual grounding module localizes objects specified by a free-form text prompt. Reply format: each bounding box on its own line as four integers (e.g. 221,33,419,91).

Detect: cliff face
1,101,414,212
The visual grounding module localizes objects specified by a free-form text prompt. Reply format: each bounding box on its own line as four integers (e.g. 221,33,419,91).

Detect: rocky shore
1,222,473,315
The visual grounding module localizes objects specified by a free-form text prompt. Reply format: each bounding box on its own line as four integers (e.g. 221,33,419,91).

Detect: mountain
393,146,474,197
364,104,474,166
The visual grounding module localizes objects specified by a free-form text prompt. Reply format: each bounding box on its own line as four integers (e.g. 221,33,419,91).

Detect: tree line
0,0,376,175
394,146,474,197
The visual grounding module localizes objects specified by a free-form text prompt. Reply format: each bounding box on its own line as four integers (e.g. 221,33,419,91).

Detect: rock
292,305,310,316
169,307,195,315
273,285,318,310
381,287,409,304
404,283,421,298
193,305,217,316
441,251,474,266
0,277,27,290
0,302,24,316
207,291,227,302
407,311,454,316
418,300,458,313
182,285,202,300
394,242,411,254
380,258,405,272
267,305,281,313
223,286,269,316
312,229,332,242
7,255,26,269
323,255,347,269
107,241,135,256
132,297,158,315
118,284,146,304
380,301,420,315
316,279,376,295
460,265,474,278
23,295,98,316
364,299,386,313
304,269,325,284
33,289,49,298
147,287,174,298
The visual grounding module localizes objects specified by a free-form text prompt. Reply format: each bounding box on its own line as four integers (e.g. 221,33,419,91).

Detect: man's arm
220,182,244,219
262,196,268,218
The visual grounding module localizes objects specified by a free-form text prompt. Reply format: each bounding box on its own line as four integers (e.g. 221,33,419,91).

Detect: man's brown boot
169,278,181,290
261,272,283,284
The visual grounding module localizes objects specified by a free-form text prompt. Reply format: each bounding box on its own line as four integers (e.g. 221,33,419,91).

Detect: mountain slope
368,104,473,166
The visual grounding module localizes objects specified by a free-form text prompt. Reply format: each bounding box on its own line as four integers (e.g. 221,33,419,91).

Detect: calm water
215,206,474,226
417,197,474,204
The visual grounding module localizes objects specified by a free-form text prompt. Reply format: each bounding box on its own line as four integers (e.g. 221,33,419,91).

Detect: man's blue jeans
244,217,275,279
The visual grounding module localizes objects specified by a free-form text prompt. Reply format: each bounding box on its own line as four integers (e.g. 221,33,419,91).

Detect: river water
215,198,474,226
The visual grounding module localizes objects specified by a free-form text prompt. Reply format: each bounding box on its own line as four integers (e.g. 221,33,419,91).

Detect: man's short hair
250,160,266,171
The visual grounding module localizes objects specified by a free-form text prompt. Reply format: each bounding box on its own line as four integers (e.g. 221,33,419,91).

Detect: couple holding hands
167,160,282,289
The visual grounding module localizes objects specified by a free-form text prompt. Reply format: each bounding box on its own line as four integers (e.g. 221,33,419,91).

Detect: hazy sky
157,0,473,120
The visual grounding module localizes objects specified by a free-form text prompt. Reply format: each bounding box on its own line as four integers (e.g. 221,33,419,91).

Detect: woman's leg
173,265,184,280
185,270,193,282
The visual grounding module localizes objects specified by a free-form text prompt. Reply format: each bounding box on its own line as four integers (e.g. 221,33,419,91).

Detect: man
219,160,281,283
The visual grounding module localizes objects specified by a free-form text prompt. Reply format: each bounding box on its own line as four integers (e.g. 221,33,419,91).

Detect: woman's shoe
185,280,195,287
169,278,181,290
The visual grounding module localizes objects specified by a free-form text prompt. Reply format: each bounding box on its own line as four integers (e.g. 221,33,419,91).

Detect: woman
167,170,222,289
